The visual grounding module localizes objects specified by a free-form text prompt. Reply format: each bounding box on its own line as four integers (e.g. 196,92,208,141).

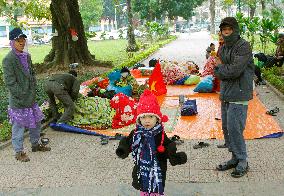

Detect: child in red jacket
116,90,187,195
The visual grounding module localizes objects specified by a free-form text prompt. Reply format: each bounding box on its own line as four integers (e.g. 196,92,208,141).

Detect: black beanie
120,67,130,74
219,17,239,31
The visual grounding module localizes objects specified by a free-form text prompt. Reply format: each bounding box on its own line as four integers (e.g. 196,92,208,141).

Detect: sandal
100,137,109,145
266,107,280,116
193,142,209,149
41,138,50,145
217,143,228,148
108,133,126,140
231,163,249,178
216,160,238,171
170,135,184,145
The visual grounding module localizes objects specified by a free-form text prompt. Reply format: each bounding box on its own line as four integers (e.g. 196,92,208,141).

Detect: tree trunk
249,6,256,19
126,0,138,52
260,0,266,15
209,0,215,34
44,0,95,69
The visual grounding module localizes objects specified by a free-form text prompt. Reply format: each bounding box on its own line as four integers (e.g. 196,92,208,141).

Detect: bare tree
209,0,216,34
126,0,138,52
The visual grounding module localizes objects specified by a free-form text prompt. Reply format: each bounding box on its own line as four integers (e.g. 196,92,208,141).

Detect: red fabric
213,77,220,92
201,56,217,77
81,77,100,86
130,69,142,78
136,90,168,123
148,61,167,96
110,93,138,129
97,78,109,89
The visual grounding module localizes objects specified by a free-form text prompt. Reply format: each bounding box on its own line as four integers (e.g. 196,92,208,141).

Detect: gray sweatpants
221,101,248,160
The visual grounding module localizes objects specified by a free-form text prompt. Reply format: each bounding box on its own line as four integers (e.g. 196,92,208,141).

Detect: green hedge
262,67,284,94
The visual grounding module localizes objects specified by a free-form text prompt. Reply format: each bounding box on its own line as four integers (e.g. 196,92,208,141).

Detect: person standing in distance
214,17,254,178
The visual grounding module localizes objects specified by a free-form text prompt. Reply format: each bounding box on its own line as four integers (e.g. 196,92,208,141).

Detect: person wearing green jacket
44,70,80,124
2,28,51,162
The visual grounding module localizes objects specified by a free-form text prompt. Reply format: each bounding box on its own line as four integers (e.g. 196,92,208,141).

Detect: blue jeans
12,122,41,153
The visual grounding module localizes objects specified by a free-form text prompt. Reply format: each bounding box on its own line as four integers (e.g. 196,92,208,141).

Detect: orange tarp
156,85,282,139
84,81,282,140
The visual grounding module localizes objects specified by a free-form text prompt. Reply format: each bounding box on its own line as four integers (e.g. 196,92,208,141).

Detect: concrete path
141,31,218,68
0,31,283,196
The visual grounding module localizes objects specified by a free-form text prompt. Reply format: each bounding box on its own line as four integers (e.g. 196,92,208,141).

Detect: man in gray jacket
44,70,80,124
214,17,254,178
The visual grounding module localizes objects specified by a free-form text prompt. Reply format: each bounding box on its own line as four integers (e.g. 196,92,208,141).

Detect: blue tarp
49,123,105,136
260,132,283,138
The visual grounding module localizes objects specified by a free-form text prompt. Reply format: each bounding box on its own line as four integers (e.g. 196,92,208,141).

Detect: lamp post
114,3,127,30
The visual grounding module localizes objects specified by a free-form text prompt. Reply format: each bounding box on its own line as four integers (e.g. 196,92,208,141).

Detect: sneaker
15,152,30,162
32,144,51,152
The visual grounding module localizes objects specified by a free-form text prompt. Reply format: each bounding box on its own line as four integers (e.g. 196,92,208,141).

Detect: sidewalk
0,31,283,196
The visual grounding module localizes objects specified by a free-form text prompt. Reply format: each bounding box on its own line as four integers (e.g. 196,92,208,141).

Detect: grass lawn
0,39,129,69
88,39,129,66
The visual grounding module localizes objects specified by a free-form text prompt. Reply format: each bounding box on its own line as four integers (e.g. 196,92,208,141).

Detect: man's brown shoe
15,152,30,162
32,144,51,152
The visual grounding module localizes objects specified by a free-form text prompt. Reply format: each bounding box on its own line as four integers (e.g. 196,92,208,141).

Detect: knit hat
136,89,168,123
9,28,27,40
219,17,238,29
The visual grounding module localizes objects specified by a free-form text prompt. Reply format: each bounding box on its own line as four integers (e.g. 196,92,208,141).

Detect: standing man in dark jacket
44,70,80,123
214,17,254,178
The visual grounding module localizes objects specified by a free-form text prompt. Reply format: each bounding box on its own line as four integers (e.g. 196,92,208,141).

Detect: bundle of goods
184,75,201,85
80,76,112,98
193,75,214,93
160,61,187,85
185,61,200,75
110,93,138,129
71,96,116,129
107,71,132,97
201,56,217,77
138,67,154,76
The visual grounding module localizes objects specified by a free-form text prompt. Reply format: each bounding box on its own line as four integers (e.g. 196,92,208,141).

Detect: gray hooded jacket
214,17,254,102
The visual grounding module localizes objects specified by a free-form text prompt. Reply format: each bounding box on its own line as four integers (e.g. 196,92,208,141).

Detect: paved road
0,32,283,196
142,31,218,69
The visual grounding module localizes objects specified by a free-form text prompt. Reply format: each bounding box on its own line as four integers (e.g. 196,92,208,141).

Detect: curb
0,122,50,150
265,80,284,100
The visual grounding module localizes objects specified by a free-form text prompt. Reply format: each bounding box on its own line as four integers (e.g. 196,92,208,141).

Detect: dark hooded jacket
214,17,254,102
116,129,187,191
46,73,80,100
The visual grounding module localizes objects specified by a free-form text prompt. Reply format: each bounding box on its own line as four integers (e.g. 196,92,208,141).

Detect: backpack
181,99,198,116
